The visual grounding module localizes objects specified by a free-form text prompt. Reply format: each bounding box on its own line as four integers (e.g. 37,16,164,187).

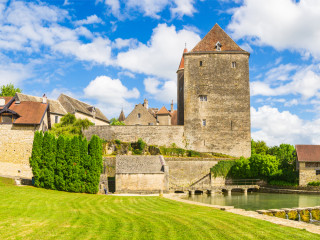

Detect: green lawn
0,179,319,240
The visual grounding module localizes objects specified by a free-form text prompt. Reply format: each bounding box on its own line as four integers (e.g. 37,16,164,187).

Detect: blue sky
1,0,320,146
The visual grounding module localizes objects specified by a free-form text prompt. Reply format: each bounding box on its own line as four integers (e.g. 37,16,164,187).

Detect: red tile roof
191,23,246,53
9,101,48,125
178,48,188,70
296,145,320,162
156,106,170,115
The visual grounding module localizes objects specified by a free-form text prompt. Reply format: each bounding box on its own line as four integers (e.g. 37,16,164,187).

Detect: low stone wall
84,125,185,148
0,125,35,179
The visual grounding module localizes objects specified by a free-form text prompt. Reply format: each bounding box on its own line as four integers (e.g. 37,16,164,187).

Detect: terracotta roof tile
156,106,170,115
178,48,188,70
191,23,246,53
296,145,320,162
9,101,48,125
0,97,13,110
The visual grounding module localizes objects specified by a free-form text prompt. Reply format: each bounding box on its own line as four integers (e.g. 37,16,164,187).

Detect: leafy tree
251,139,268,155
50,113,94,137
55,135,66,191
0,83,22,96
231,157,251,179
249,154,279,179
110,117,125,125
29,131,43,187
41,132,56,189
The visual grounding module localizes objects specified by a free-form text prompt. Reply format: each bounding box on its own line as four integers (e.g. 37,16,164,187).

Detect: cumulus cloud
228,0,320,58
251,105,320,146
102,0,197,19
0,62,32,87
251,64,320,100
117,23,200,80
74,15,103,25
84,76,140,117
144,78,176,103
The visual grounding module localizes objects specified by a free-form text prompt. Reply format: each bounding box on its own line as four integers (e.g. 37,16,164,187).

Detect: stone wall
183,52,251,157
299,162,320,186
116,173,165,193
84,125,185,148
165,157,219,189
0,124,35,179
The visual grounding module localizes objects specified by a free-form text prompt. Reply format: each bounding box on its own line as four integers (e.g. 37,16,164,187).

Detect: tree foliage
50,113,94,137
0,83,22,96
29,132,103,194
110,117,125,125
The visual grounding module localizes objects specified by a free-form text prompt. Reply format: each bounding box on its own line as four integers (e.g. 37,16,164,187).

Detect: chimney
144,99,148,109
171,100,174,112
0,98,5,106
42,94,47,104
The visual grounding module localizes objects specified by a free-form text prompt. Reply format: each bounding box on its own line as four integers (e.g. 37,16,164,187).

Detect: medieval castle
84,24,251,158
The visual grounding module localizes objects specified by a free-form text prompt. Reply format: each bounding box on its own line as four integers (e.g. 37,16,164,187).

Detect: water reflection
184,192,320,211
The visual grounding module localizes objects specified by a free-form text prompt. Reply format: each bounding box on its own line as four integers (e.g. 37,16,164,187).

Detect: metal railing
225,179,261,186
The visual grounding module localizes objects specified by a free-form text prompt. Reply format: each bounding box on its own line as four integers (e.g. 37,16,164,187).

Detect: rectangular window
1,115,12,124
202,119,206,126
55,116,59,123
138,113,141,118
232,62,236,68
199,61,203,67
316,170,320,175
199,95,207,101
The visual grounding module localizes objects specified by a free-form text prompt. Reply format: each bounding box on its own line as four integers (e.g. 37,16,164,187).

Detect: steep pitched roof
15,93,67,116
0,97,14,110
118,109,125,122
296,145,320,162
157,106,170,115
58,94,109,123
178,48,188,70
191,24,246,53
116,155,166,174
9,101,48,125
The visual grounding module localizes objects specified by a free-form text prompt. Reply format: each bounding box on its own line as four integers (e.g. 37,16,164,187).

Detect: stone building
156,106,171,125
296,145,320,186
58,93,109,125
115,155,169,193
0,95,49,179
85,23,251,158
124,101,158,126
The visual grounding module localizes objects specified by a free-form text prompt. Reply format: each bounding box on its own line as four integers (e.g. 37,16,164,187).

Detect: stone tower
178,24,251,157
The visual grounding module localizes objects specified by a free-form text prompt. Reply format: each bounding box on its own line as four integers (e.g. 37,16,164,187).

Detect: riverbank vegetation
211,140,298,185
1,179,319,240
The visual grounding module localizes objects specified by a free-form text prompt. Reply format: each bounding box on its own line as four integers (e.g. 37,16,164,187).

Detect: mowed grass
0,179,319,240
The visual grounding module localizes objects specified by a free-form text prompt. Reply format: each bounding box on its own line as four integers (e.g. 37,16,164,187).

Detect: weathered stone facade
84,125,185,148
299,162,320,186
124,104,157,126
0,124,35,179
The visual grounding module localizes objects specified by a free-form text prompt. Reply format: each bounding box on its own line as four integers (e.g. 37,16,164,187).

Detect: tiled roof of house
296,145,320,162
0,97,14,110
116,155,165,174
157,106,170,115
171,110,177,125
191,23,246,53
9,101,48,125
15,93,67,116
58,94,109,123
178,48,188,70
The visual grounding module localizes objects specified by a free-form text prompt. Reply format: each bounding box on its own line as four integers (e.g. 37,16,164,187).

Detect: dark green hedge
29,131,102,194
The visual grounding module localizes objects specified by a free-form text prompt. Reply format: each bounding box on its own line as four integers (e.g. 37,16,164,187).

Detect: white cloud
104,0,122,19
251,64,320,100
74,15,103,26
228,0,320,58
117,23,200,80
144,77,176,103
251,105,320,146
0,62,32,87
84,76,140,117
171,0,196,18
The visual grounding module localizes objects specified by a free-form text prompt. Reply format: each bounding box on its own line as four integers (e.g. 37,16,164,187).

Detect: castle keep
86,24,251,157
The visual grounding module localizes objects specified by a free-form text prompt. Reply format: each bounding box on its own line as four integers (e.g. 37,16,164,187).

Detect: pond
183,192,320,211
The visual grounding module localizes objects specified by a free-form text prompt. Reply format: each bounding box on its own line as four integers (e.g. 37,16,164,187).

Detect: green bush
131,138,146,155
268,180,298,186
211,160,235,178
29,132,103,194
307,181,320,186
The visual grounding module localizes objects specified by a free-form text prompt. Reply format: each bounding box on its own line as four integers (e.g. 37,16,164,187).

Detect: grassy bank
0,180,319,239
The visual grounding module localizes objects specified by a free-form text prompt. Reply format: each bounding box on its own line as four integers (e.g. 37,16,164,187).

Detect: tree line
29,131,103,194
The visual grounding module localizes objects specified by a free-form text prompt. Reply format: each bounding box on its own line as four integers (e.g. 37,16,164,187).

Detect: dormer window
215,41,222,51
1,114,13,124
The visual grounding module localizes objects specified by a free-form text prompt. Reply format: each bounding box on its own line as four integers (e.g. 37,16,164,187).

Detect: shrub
307,181,320,186
211,161,235,178
268,180,298,186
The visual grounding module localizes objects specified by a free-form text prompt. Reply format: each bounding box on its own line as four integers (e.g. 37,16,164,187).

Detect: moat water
183,192,320,211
